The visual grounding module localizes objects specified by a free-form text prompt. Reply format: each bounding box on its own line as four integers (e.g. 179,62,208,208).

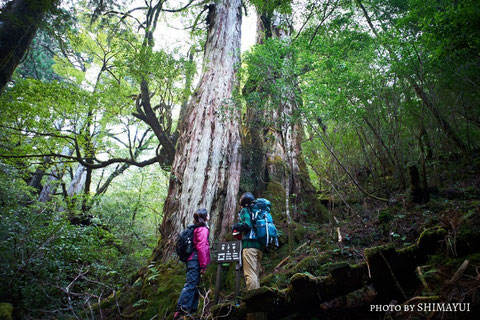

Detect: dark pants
176,259,200,313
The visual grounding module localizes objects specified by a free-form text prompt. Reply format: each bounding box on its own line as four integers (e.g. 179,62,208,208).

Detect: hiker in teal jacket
233,192,263,290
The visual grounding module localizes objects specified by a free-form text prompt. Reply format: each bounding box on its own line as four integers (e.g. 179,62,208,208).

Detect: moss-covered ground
91,157,480,319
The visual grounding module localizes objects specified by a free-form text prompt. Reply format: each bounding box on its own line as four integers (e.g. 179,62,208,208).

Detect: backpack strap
246,206,257,239
247,204,258,221
265,215,269,245
190,225,198,252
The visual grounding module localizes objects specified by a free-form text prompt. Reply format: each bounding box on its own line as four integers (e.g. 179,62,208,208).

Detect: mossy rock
291,222,307,243
416,227,447,254
0,303,13,320
117,260,187,320
364,245,408,302
289,272,318,293
242,286,288,313
363,228,451,303
364,244,395,260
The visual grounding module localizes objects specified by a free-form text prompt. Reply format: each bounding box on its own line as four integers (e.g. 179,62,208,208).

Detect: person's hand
200,268,207,276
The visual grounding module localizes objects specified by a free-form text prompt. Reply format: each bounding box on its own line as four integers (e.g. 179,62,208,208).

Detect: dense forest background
1,0,479,319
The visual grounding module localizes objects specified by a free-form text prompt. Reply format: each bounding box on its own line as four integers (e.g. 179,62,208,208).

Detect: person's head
239,192,255,208
193,208,208,226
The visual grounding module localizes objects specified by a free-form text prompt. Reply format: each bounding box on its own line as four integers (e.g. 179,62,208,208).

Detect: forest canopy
1,0,479,319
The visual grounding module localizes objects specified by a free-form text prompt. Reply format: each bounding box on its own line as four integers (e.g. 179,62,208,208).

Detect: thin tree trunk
356,129,380,188
67,164,87,197
0,0,57,92
28,156,51,192
38,146,73,203
362,115,406,188
94,133,155,199
355,0,467,153
154,0,243,260
359,127,388,191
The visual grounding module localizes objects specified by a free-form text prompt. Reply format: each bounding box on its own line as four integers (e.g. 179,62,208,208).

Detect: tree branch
162,0,197,13
0,152,161,169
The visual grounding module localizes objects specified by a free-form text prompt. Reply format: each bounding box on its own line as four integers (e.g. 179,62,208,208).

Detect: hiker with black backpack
174,209,210,320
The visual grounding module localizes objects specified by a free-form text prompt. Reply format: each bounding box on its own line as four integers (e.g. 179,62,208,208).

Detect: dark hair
193,208,208,226
240,192,255,207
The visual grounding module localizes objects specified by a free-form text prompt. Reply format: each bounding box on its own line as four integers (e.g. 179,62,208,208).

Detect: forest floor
97,156,480,320
209,157,480,320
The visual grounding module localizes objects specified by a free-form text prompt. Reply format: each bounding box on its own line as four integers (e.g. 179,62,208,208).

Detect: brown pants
242,248,262,290
243,248,265,320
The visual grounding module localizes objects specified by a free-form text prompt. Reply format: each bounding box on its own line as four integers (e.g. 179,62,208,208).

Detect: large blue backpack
247,198,279,247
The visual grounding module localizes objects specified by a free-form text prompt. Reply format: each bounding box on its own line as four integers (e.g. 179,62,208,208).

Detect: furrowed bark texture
156,0,242,260
243,12,327,221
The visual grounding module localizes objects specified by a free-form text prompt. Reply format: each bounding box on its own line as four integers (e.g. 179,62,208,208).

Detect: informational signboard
214,241,243,304
216,241,241,263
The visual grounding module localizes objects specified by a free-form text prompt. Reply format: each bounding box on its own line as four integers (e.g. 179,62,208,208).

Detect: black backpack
176,225,197,262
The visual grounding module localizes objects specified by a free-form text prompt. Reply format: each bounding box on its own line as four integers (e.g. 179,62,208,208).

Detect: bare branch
162,0,197,13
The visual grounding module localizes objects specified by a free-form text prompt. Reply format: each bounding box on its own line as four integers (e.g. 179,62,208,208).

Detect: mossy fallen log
95,215,480,320
222,226,457,319
363,227,447,303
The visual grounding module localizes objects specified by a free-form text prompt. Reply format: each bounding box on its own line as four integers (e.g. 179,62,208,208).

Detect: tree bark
67,164,86,197
0,0,57,92
154,0,243,260
28,156,51,192
242,11,327,222
38,146,73,203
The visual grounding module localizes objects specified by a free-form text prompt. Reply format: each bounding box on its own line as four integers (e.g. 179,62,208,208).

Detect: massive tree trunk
242,11,327,222
154,0,242,260
0,0,57,93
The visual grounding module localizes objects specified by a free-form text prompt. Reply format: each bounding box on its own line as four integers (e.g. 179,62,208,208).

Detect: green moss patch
0,303,13,320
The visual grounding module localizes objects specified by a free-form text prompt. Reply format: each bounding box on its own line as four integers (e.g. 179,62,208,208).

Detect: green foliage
247,0,292,15
93,165,168,263
0,168,107,316
1,0,480,317
242,38,301,115
0,160,164,318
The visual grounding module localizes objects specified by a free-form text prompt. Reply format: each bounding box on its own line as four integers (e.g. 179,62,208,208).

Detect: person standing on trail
174,209,210,320
233,192,263,290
